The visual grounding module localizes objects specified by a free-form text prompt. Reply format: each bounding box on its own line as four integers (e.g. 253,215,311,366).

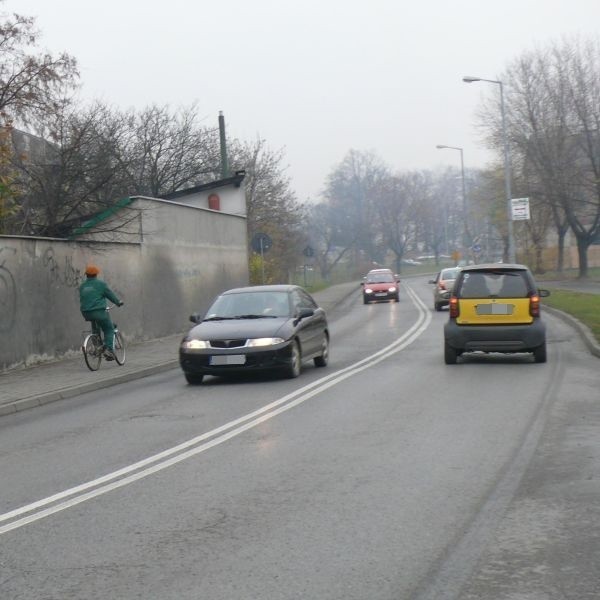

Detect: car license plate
209,355,246,365
476,303,513,315
375,292,387,296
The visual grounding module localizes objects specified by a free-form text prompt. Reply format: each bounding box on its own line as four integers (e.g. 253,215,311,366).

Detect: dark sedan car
179,285,329,384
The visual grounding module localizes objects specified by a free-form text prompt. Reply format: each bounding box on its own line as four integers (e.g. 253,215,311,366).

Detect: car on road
362,269,400,304
179,285,329,384
443,263,550,364
429,267,461,311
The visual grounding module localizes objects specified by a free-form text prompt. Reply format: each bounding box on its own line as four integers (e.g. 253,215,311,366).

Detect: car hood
187,317,289,341
365,282,397,290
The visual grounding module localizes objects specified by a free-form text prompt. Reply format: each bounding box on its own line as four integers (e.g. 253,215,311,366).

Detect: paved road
1,277,599,599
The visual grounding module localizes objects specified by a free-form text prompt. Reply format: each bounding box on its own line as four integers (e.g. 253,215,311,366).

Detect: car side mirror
428,279,436,284
538,289,550,297
296,307,314,321
189,313,201,324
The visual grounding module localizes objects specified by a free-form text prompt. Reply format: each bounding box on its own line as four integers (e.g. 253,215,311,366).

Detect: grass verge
543,289,600,344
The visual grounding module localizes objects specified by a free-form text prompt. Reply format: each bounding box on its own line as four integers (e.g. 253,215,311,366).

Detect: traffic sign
511,198,530,220
303,245,315,258
251,232,273,253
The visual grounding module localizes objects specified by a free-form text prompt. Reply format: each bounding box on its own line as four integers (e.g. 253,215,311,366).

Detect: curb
0,361,178,417
544,305,600,359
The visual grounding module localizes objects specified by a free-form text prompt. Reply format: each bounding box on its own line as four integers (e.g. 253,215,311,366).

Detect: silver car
429,267,461,311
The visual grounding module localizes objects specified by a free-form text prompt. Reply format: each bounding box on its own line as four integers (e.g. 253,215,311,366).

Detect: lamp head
436,145,447,149
462,76,480,83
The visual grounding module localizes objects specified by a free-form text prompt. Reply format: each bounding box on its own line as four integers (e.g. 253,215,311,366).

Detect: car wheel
533,342,547,363
444,341,458,365
434,302,442,311
284,340,301,378
393,294,399,302
314,334,329,367
185,373,204,385
363,296,369,304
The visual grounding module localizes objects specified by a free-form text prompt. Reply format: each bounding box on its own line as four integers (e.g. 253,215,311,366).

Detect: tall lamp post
436,144,470,261
463,75,516,263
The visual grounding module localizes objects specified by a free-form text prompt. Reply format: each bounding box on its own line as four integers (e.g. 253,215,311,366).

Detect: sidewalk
0,282,360,417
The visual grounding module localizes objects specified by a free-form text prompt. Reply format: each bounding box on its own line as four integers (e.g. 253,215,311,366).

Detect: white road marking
0,285,431,535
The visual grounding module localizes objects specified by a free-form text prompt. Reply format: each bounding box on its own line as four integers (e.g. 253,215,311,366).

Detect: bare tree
229,138,305,283
482,37,600,276
0,3,78,124
117,104,221,197
11,102,132,237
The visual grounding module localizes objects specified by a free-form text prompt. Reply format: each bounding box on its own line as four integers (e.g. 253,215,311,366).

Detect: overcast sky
10,0,600,202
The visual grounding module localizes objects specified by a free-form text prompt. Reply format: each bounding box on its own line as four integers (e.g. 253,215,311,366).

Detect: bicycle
82,306,126,371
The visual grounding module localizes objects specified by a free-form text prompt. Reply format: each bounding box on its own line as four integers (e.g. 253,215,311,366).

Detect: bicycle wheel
83,334,103,371
113,330,126,365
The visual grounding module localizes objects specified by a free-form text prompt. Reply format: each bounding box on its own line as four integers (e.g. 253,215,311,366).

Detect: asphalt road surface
1,276,599,599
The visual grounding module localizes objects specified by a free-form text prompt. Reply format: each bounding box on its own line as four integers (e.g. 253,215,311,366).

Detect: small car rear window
458,271,529,299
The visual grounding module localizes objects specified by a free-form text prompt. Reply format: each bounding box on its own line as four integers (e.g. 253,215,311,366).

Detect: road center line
0,284,431,535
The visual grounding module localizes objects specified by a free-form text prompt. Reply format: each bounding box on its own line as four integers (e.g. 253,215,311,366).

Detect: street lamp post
436,144,470,262
463,75,516,263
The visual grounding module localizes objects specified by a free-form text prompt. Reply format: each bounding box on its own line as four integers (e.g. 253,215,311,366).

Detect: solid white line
0,284,431,535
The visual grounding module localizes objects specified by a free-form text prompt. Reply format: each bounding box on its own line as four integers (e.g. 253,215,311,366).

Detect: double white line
0,285,431,535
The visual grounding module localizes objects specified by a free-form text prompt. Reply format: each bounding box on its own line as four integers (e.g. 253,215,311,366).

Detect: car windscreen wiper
232,314,277,319
203,316,237,321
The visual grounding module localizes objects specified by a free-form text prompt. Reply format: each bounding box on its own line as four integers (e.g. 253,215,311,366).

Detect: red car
362,270,400,304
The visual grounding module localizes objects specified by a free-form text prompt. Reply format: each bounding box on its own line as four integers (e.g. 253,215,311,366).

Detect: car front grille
210,339,247,349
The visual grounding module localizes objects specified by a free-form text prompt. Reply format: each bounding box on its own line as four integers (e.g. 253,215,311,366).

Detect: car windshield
366,273,395,283
458,271,529,299
205,291,291,319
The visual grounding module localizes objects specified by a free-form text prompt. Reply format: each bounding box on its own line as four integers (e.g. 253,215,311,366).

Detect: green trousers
82,310,115,351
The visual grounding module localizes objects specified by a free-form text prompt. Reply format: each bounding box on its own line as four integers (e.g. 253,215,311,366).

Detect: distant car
401,258,422,266
179,285,329,384
362,270,400,304
429,267,461,311
443,263,550,364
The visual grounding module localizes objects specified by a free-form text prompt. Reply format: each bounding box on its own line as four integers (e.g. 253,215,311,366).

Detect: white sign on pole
511,197,530,221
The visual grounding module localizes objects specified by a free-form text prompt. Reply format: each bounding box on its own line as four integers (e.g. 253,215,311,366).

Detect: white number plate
476,303,513,315
209,355,246,365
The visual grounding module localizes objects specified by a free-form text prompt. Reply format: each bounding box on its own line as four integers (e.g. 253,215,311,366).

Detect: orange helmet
85,264,100,276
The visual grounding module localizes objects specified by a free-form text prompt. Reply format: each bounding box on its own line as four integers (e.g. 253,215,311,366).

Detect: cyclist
79,264,123,359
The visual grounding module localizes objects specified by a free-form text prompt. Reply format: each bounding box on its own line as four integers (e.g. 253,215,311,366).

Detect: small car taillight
449,296,459,318
529,294,540,317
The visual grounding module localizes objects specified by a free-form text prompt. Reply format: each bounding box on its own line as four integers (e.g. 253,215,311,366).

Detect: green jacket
79,277,121,312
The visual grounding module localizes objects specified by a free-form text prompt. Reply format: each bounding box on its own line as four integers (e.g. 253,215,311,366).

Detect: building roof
160,171,246,200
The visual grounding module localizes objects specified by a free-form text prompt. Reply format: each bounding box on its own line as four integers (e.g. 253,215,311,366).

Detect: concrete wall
0,200,249,370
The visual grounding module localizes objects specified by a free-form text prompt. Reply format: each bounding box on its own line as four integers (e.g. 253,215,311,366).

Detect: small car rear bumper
444,319,546,352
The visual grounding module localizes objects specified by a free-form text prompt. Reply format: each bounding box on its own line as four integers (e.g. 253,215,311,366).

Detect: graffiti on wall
42,248,83,288
0,247,17,332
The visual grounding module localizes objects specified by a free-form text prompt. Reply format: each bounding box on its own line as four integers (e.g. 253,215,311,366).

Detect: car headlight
181,339,210,350
247,337,285,347
364,288,374,294
389,286,397,292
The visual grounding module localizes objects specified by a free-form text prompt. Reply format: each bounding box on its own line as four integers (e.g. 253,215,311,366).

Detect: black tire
314,334,329,367
434,302,442,312
113,330,126,365
363,296,369,305
83,334,102,371
533,342,547,363
284,340,301,378
444,341,458,365
185,373,204,385
393,294,399,302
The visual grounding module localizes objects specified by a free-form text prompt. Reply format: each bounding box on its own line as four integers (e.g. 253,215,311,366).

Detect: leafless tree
229,138,305,283
0,3,78,125
115,104,221,197
480,37,600,276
